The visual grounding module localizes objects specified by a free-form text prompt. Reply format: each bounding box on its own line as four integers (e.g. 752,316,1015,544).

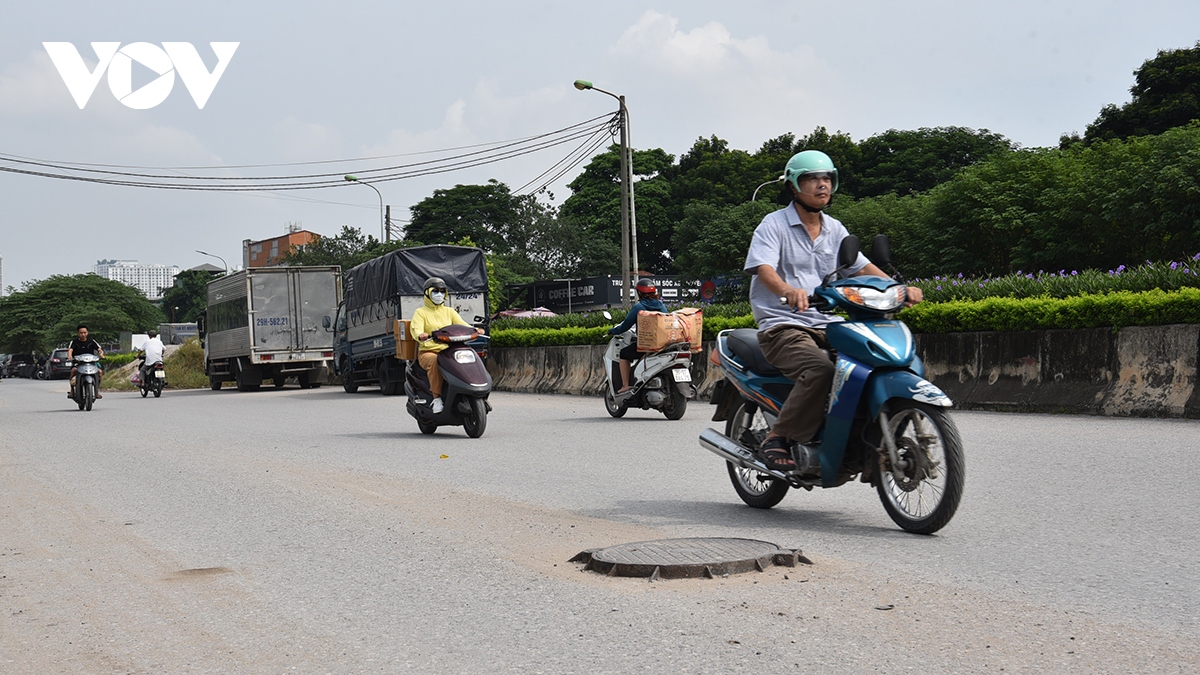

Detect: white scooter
601,311,695,420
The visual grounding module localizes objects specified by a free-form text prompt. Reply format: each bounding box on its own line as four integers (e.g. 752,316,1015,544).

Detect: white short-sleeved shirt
744,205,869,329
142,337,165,364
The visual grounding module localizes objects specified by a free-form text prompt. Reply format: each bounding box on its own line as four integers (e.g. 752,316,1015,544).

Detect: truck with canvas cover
330,245,489,394
197,266,342,391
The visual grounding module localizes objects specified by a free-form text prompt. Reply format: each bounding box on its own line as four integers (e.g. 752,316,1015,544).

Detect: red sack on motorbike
130,370,140,384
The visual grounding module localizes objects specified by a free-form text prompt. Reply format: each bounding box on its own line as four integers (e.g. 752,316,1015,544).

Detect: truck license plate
671,368,692,382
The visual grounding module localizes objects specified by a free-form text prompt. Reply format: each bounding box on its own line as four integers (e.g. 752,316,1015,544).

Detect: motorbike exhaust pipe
699,428,791,481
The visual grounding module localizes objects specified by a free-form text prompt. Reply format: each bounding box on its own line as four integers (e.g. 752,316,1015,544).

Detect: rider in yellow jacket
411,276,481,413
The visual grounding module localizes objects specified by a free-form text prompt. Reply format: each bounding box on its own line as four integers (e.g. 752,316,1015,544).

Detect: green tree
281,225,416,271
159,269,219,323
855,127,1014,198
0,274,164,353
672,199,778,280
406,180,526,253
559,145,675,274
1085,42,1200,143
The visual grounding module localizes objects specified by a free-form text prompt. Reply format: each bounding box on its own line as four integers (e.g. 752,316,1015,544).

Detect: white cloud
271,117,344,162
610,11,843,147
0,50,75,115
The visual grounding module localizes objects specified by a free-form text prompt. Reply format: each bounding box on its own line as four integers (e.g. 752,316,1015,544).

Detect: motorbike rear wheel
875,401,965,535
153,381,162,398
463,397,487,438
725,399,789,509
662,384,688,420
603,388,627,418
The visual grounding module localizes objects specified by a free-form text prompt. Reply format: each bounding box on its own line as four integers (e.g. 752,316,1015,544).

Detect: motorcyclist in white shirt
138,330,165,383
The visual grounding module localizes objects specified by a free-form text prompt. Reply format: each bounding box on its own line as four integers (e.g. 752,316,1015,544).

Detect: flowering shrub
908,256,1200,303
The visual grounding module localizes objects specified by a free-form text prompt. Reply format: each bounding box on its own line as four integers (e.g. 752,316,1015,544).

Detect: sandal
759,436,796,471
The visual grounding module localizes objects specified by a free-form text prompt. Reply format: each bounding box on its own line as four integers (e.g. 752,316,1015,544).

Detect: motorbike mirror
870,235,892,267
602,311,613,320
837,235,861,270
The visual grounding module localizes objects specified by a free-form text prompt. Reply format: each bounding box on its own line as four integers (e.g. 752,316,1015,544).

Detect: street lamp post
195,249,228,274
574,79,637,308
344,175,387,242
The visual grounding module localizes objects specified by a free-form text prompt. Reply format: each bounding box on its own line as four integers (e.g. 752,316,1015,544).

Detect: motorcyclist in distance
67,324,104,398
607,277,668,395
138,329,165,385
411,277,482,414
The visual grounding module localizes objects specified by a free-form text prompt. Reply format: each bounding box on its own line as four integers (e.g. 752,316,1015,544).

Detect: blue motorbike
701,235,964,534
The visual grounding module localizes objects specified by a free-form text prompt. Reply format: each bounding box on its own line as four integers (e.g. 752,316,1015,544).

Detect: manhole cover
569,537,812,580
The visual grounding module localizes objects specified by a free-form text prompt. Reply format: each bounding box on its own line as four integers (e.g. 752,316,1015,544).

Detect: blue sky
2,0,1198,290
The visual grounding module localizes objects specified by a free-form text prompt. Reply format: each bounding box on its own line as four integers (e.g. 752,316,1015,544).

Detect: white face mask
430,291,446,305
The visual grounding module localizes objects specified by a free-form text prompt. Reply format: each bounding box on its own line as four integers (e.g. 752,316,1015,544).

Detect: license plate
155,371,166,378
671,368,692,382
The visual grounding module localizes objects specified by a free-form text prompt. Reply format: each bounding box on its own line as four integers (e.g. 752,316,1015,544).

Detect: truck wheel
297,372,313,389
210,376,222,391
378,363,399,396
341,359,358,393
235,365,259,392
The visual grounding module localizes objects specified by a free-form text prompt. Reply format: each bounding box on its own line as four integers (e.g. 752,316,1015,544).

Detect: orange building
243,230,320,268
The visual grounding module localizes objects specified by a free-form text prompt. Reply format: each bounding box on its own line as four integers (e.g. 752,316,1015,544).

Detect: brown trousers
418,350,443,397
757,323,834,443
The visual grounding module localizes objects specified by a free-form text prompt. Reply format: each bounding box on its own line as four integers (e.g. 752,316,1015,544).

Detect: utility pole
385,205,392,242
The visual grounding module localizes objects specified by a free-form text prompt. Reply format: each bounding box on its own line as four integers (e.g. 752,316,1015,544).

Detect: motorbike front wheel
84,382,95,411
140,385,148,397
875,401,965,535
603,388,627,418
725,399,789,509
417,417,437,435
463,397,487,438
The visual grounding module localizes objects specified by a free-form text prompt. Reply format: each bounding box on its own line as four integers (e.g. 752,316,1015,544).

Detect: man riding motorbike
67,324,104,399
606,278,668,395
744,150,922,471
138,329,165,385
411,277,482,414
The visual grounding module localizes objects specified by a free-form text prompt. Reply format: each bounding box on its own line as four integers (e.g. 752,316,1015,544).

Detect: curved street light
195,249,228,274
574,79,638,308
344,174,387,242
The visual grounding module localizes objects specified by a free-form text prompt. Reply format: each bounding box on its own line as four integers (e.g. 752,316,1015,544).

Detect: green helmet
784,150,839,194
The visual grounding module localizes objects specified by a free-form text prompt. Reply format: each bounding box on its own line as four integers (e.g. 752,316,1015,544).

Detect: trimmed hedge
490,289,1200,347
900,288,1200,333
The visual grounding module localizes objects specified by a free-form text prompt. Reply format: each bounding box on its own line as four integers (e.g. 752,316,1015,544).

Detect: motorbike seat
726,329,783,376
726,328,833,376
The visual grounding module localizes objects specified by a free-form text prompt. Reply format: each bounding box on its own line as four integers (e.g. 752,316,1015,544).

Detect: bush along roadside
900,287,1200,333
102,338,209,391
489,288,1200,347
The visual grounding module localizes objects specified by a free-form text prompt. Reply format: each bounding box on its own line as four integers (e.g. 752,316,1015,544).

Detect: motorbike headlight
838,284,907,311
453,350,477,364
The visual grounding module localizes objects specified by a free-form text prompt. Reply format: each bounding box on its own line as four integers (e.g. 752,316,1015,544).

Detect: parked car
43,349,72,379
4,354,37,378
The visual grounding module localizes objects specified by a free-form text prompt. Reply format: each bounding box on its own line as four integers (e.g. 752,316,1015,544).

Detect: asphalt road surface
2,376,1198,673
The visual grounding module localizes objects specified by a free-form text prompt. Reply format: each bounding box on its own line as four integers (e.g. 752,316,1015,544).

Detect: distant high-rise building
0,251,5,297
93,259,180,300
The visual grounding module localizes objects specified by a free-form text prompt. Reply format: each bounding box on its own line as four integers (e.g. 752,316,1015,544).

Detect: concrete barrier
489,324,1200,418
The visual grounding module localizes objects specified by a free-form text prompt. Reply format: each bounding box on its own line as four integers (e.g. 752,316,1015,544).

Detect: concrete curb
489,323,1200,418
